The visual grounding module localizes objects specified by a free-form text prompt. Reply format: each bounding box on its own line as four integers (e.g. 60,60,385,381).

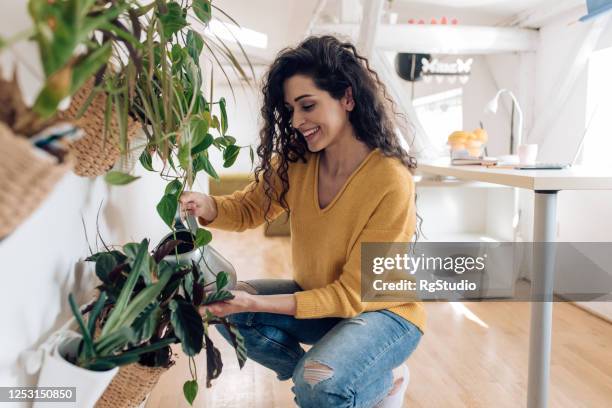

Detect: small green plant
25,0,136,119
0,0,142,135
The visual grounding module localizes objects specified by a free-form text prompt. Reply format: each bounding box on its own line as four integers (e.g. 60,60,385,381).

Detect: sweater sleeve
200,180,285,232
200,161,286,231
294,178,416,319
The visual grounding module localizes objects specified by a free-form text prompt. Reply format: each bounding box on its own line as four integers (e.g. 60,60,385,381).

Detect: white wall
523,10,612,319
0,1,215,394
0,176,106,392
0,2,100,394
207,83,262,175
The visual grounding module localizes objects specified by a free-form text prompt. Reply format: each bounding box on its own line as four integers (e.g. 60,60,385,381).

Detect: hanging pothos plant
99,0,255,226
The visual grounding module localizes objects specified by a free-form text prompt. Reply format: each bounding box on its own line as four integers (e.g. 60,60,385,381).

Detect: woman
180,35,425,408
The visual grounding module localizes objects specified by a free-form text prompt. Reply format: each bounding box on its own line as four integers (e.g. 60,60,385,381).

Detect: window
584,47,612,165
413,88,463,154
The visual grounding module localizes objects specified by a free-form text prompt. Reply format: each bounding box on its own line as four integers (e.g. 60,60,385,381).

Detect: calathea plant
68,239,177,371
86,235,246,404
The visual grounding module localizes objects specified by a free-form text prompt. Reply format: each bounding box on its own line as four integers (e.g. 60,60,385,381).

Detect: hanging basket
95,363,169,408
0,123,72,239
57,81,141,177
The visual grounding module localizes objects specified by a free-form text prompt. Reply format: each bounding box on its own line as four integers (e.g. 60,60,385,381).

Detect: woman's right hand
179,191,218,222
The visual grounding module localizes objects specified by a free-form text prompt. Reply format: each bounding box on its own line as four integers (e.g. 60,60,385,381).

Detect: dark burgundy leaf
153,239,182,263
109,262,127,282
221,319,247,369
192,261,204,306
205,333,223,388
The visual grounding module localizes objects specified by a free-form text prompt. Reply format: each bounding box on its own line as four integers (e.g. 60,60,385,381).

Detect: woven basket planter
58,82,140,177
95,363,168,408
0,122,72,239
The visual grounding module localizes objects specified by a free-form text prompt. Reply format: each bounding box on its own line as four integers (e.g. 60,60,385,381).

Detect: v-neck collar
314,148,378,213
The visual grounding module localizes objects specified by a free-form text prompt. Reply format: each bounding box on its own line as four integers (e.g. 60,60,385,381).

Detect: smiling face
283,74,355,152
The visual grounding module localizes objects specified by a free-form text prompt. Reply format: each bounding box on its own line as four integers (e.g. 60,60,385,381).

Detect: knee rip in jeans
302,360,334,387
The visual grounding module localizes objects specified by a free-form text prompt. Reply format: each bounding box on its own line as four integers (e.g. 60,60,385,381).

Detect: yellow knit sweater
204,149,426,333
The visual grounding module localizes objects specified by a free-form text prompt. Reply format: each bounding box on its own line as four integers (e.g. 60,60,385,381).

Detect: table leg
527,190,558,408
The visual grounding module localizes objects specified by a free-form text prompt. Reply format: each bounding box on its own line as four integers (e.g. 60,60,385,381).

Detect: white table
417,159,612,408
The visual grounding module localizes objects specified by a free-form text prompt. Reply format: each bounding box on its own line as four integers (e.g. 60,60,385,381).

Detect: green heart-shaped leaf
192,133,214,155
139,149,154,171
105,171,141,186
193,0,212,25
215,271,228,292
178,143,191,171
183,379,198,405
158,2,188,38
193,153,219,180
157,194,178,228
186,30,204,62
223,145,240,168
165,179,183,196
194,228,212,247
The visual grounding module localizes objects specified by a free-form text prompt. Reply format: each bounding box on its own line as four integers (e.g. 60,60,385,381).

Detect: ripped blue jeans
215,279,422,408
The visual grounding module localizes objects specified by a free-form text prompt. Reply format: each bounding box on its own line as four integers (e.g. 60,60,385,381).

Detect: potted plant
0,72,73,239
20,0,133,120
97,5,254,402
99,0,254,199
85,230,246,406
36,239,177,407
0,0,133,237
35,0,147,177
91,4,254,401
95,5,255,402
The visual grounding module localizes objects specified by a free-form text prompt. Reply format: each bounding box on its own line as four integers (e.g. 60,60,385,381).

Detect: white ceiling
397,0,554,17
209,0,586,70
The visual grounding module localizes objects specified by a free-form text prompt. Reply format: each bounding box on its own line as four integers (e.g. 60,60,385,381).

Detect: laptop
514,162,572,170
514,104,598,170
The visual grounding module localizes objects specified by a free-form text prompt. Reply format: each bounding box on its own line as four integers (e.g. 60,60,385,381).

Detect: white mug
518,144,538,165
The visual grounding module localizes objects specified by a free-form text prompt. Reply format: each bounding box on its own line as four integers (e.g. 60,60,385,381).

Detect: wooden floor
146,227,612,407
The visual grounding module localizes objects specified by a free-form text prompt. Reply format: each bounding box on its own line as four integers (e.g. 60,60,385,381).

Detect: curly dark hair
253,35,418,220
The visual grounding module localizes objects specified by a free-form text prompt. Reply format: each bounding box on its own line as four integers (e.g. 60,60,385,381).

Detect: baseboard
571,302,612,324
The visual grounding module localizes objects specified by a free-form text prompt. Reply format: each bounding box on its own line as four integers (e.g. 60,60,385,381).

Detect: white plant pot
34,332,118,408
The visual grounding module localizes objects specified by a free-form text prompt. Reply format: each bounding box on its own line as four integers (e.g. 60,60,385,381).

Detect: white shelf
312,23,538,54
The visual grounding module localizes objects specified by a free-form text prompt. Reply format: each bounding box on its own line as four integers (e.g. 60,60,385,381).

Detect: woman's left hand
199,290,256,318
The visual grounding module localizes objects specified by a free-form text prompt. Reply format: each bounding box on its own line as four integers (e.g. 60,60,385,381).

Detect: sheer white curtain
528,14,612,145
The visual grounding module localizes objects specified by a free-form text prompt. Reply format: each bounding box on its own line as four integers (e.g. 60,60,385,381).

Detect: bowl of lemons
447,128,488,158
